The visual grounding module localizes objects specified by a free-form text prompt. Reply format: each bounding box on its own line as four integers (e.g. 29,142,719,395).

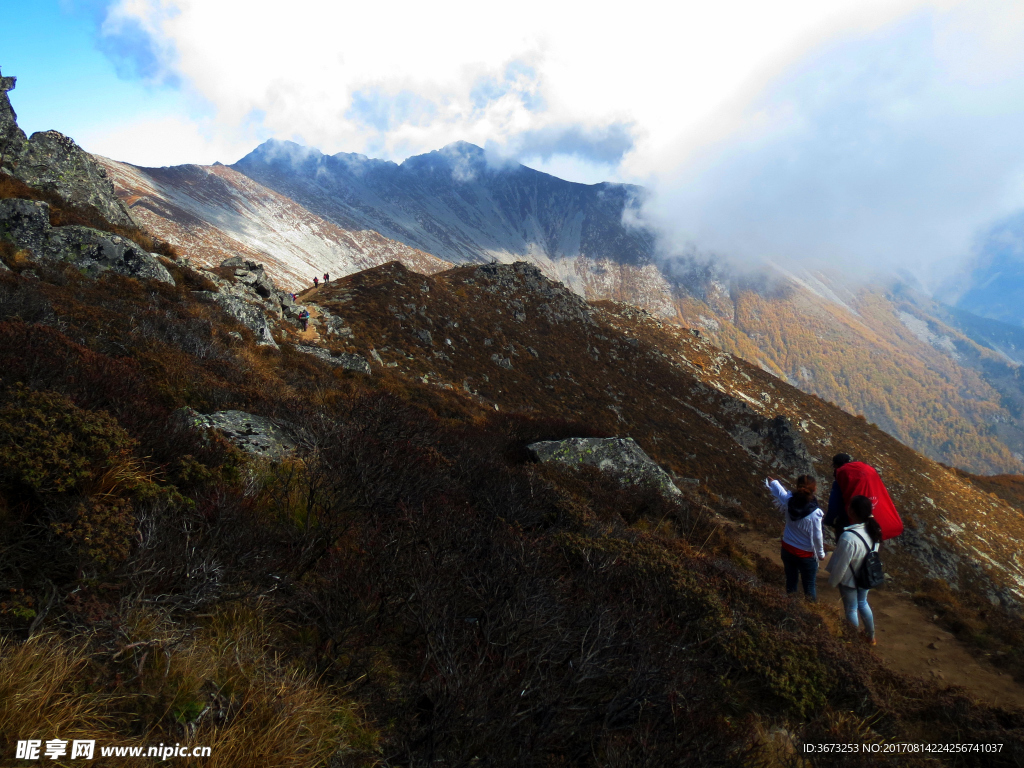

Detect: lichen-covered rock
0,198,50,255
1,71,136,229
46,226,174,284
0,198,174,285
295,345,371,374
193,291,278,347
527,437,681,497
177,408,296,460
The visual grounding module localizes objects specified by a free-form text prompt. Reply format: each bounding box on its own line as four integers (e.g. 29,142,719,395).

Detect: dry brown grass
0,634,131,755
116,602,378,768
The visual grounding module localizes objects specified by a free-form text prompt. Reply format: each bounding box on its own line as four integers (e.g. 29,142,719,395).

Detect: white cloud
96,0,916,168
76,111,263,167
638,0,1024,289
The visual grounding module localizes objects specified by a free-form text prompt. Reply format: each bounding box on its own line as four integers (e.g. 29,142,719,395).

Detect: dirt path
729,521,1024,710
293,287,323,344
297,304,323,344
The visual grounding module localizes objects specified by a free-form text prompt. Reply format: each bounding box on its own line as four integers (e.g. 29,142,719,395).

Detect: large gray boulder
0,198,174,284
295,345,371,374
528,437,681,497
222,257,277,299
193,291,278,347
177,408,297,460
46,225,174,283
1,70,136,229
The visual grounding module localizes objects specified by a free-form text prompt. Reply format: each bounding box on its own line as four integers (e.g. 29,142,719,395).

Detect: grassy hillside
5,175,1024,761
1,248,1023,763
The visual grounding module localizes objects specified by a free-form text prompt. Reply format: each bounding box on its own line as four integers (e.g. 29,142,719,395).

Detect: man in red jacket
824,453,854,540
824,453,903,541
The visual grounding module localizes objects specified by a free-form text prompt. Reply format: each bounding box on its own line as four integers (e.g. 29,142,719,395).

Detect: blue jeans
839,585,875,639
781,547,818,600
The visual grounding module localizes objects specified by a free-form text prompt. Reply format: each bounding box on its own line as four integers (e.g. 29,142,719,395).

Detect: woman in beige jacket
827,496,882,644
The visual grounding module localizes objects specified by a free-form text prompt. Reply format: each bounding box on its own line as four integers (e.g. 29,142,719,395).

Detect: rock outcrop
528,437,681,497
476,262,596,328
0,198,174,284
177,408,297,460
295,345,371,374
193,291,277,347
729,415,815,478
221,257,277,299
1,69,136,229
189,257,300,347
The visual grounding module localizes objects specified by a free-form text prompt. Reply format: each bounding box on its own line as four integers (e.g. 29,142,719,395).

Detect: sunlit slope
98,157,450,291
661,269,1024,475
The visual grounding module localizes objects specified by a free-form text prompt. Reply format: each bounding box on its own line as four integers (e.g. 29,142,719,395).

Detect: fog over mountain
637,5,1024,294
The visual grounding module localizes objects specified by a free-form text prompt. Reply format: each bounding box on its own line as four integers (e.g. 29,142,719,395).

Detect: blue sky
3,2,185,140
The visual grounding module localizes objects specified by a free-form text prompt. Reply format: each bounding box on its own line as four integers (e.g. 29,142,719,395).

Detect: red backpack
836,461,903,540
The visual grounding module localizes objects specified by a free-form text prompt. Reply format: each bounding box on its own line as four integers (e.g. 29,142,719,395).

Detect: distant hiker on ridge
827,495,882,645
313,276,319,288
324,272,330,283
298,308,309,332
766,474,826,601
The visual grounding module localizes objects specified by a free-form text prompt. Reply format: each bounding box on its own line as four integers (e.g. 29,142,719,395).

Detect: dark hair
849,495,882,544
792,474,817,505
833,453,853,469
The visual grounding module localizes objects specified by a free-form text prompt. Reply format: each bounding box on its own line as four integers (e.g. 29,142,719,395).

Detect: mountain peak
439,140,486,156
400,140,490,177
238,139,324,166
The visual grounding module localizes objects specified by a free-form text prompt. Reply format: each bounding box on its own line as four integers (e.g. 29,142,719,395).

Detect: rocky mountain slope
97,157,449,291
81,126,1023,475
232,139,654,271
662,264,1024,474
302,260,1024,608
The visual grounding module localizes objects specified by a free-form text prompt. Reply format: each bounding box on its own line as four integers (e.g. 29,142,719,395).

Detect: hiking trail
295,286,324,344
729,518,1024,710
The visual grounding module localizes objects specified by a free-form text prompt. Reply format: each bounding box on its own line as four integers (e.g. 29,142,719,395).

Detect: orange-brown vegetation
2,234,1024,764
314,263,1024,688
671,279,1022,475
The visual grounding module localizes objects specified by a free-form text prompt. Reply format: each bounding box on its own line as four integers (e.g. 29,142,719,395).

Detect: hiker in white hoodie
827,495,881,645
766,474,826,601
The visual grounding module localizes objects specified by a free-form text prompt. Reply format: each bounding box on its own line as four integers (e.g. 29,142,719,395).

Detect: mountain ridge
232,138,655,269
98,135,1024,474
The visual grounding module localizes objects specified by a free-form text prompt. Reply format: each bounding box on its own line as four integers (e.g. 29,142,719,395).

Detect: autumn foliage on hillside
671,279,1022,475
